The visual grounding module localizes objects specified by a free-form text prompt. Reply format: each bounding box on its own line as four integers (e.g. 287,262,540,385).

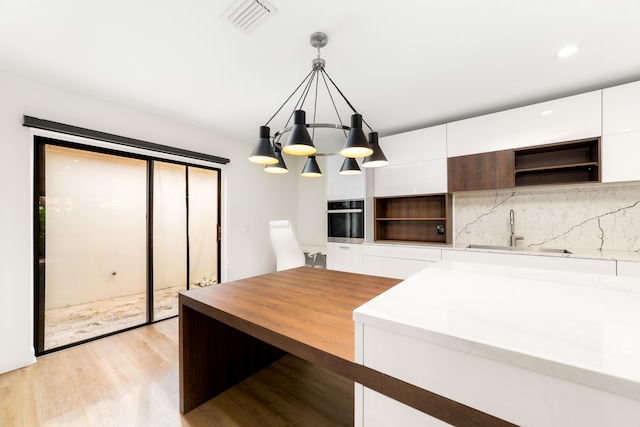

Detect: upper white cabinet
602,131,640,183
326,154,366,200
603,80,640,135
374,159,447,196
447,91,602,157
378,125,447,163
374,125,447,197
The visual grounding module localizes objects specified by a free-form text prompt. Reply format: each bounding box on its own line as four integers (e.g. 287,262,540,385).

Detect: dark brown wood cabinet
447,151,515,192
374,194,451,244
448,137,601,192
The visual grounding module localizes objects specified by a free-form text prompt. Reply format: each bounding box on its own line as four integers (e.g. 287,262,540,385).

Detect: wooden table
179,267,400,414
179,266,517,427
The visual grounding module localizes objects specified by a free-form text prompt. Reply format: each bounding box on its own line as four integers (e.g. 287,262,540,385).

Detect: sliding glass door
187,167,219,289
152,161,187,321
35,137,221,354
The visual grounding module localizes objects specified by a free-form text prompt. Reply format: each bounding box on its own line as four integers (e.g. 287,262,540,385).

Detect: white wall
0,68,297,374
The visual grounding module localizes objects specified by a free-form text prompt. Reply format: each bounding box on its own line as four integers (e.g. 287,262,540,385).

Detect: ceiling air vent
222,0,278,34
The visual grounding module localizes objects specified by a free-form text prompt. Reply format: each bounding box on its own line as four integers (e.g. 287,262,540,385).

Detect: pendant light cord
319,70,348,137
322,69,374,133
264,68,314,127
265,39,374,136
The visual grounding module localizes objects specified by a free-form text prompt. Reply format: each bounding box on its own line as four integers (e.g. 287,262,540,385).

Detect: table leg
179,303,285,413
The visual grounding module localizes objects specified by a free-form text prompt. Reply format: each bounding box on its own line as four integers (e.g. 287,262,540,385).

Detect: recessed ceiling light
557,45,578,58
541,110,553,115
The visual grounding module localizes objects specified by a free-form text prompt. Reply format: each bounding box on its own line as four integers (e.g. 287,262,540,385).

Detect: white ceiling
2,0,640,151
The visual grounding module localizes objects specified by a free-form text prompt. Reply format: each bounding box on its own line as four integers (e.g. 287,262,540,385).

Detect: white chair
269,220,320,271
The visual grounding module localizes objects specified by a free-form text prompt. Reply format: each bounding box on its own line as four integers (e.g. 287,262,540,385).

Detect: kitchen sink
466,244,572,254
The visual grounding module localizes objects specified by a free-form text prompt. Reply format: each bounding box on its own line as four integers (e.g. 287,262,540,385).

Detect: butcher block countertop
181,267,401,364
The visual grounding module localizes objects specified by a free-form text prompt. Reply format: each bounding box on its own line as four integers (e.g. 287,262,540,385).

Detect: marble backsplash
453,183,640,253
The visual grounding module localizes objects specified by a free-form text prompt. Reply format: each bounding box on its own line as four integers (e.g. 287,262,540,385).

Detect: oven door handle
327,209,363,214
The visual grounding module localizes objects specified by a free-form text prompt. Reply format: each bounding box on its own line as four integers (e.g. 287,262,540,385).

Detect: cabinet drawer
363,244,441,261
363,255,435,279
326,242,364,273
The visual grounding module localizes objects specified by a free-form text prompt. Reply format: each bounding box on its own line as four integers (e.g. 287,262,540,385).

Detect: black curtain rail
23,116,230,165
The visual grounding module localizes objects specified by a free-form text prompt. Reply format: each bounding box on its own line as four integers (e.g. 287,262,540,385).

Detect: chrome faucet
509,209,524,247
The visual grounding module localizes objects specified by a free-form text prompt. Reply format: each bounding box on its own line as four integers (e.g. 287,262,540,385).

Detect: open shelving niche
514,137,600,187
374,193,451,244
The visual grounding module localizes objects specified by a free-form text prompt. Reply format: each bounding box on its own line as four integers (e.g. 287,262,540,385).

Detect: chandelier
248,32,388,177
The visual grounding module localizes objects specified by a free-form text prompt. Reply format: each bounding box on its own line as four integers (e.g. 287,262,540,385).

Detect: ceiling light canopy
248,32,387,177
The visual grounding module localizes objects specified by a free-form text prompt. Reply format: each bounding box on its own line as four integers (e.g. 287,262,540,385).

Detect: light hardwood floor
0,318,354,426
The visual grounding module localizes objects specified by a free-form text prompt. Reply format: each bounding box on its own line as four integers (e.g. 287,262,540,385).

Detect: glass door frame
33,135,222,355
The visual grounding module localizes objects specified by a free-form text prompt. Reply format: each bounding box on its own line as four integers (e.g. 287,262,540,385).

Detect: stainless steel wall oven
327,199,364,243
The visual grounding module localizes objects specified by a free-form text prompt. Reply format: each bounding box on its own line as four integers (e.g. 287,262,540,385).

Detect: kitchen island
179,266,516,426
354,260,640,426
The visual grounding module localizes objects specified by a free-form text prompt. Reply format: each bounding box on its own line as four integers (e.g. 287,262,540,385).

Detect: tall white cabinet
325,154,366,273
602,80,640,183
326,154,366,201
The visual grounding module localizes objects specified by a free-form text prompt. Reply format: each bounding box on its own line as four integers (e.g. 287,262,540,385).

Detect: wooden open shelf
514,137,600,187
374,194,451,244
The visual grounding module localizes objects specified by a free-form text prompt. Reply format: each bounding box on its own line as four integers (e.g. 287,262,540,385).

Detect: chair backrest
269,220,306,271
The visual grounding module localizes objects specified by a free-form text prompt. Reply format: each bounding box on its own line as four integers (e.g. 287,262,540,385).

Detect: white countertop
364,241,640,262
353,260,640,400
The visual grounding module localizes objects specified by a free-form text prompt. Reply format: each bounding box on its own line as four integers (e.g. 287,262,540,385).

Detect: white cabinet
602,131,640,183
326,154,366,201
373,159,447,197
358,324,640,427
363,244,441,279
374,125,447,197
603,80,640,135
378,125,446,163
447,91,602,157
326,242,364,273
617,261,640,278
441,249,617,275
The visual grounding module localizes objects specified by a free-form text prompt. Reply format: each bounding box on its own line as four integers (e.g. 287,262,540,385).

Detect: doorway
34,137,221,354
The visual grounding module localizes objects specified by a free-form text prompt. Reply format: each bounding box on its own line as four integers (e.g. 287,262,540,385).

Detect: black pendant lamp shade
339,157,361,175
249,126,278,164
362,132,389,168
250,33,389,176
340,114,373,158
283,110,317,156
301,155,322,177
264,144,288,174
